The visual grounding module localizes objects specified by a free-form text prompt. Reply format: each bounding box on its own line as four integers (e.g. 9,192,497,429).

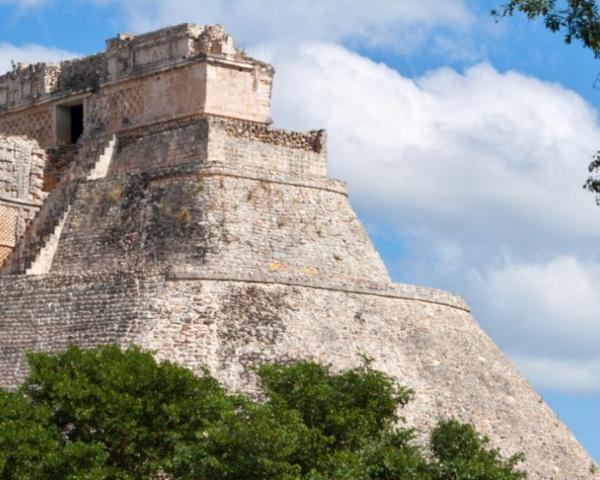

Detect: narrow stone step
25,206,71,275
86,135,117,180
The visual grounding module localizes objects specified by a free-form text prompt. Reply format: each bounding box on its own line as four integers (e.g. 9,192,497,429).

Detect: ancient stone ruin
0,23,595,479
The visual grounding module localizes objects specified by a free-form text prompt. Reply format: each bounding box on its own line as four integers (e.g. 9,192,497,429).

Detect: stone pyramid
0,24,595,479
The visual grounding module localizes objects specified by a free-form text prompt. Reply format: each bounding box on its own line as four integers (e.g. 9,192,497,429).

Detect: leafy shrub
0,345,527,479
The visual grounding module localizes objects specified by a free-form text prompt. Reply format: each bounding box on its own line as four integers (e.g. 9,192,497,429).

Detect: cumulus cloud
252,41,600,392
472,257,600,359
514,356,600,394
259,42,600,248
0,43,78,75
91,0,473,52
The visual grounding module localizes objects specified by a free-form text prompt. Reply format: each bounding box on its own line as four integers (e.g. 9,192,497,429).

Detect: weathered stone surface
0,24,596,480
0,23,273,147
0,135,45,267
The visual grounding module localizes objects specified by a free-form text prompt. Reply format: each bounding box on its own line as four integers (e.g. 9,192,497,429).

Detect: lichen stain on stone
302,266,319,277
269,261,285,271
106,185,124,203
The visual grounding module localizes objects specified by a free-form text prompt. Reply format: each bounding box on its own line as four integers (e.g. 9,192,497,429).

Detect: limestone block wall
104,24,273,124
107,117,326,179
105,24,238,81
204,60,273,123
53,53,106,94
50,169,389,286
0,204,37,267
86,64,206,134
0,63,60,113
85,59,272,136
0,106,55,148
0,54,105,148
0,203,18,265
0,272,143,390
0,136,45,202
207,117,327,177
0,55,105,114
0,24,274,149
0,136,46,266
109,120,209,177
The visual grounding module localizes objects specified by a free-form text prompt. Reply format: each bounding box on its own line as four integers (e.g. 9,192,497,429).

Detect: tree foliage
493,1,600,202
584,151,600,204
493,1,600,56
0,345,527,479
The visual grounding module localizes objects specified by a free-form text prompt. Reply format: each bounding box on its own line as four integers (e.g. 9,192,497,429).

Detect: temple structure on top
0,23,274,145
0,24,595,480
0,24,302,270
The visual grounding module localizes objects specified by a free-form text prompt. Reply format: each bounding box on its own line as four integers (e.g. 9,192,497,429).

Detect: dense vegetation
0,345,526,479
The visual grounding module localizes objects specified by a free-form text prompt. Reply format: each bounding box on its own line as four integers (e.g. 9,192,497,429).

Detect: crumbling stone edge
166,270,470,312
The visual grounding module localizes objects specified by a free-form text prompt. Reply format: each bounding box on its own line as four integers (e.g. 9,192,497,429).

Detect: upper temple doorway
56,101,84,145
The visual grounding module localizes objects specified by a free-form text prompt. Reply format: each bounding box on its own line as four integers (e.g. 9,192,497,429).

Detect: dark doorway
70,104,84,144
56,102,84,145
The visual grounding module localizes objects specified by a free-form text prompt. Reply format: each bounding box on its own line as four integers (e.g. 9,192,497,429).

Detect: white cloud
473,257,600,358
91,0,473,51
0,43,78,75
259,42,600,249
252,41,600,392
514,356,600,394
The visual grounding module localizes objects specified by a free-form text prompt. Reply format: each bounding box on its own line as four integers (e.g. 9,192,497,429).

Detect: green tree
429,419,526,480
14,345,235,479
0,345,527,479
492,0,600,202
492,1,600,56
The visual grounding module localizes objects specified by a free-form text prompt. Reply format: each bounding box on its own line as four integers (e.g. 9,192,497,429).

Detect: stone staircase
87,135,116,180
1,184,77,274
25,206,71,275
1,135,116,275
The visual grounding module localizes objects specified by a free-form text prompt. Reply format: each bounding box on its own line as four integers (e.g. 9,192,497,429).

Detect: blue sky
2,0,600,463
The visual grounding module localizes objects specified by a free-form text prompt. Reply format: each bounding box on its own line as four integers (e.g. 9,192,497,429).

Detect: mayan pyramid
0,24,595,479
